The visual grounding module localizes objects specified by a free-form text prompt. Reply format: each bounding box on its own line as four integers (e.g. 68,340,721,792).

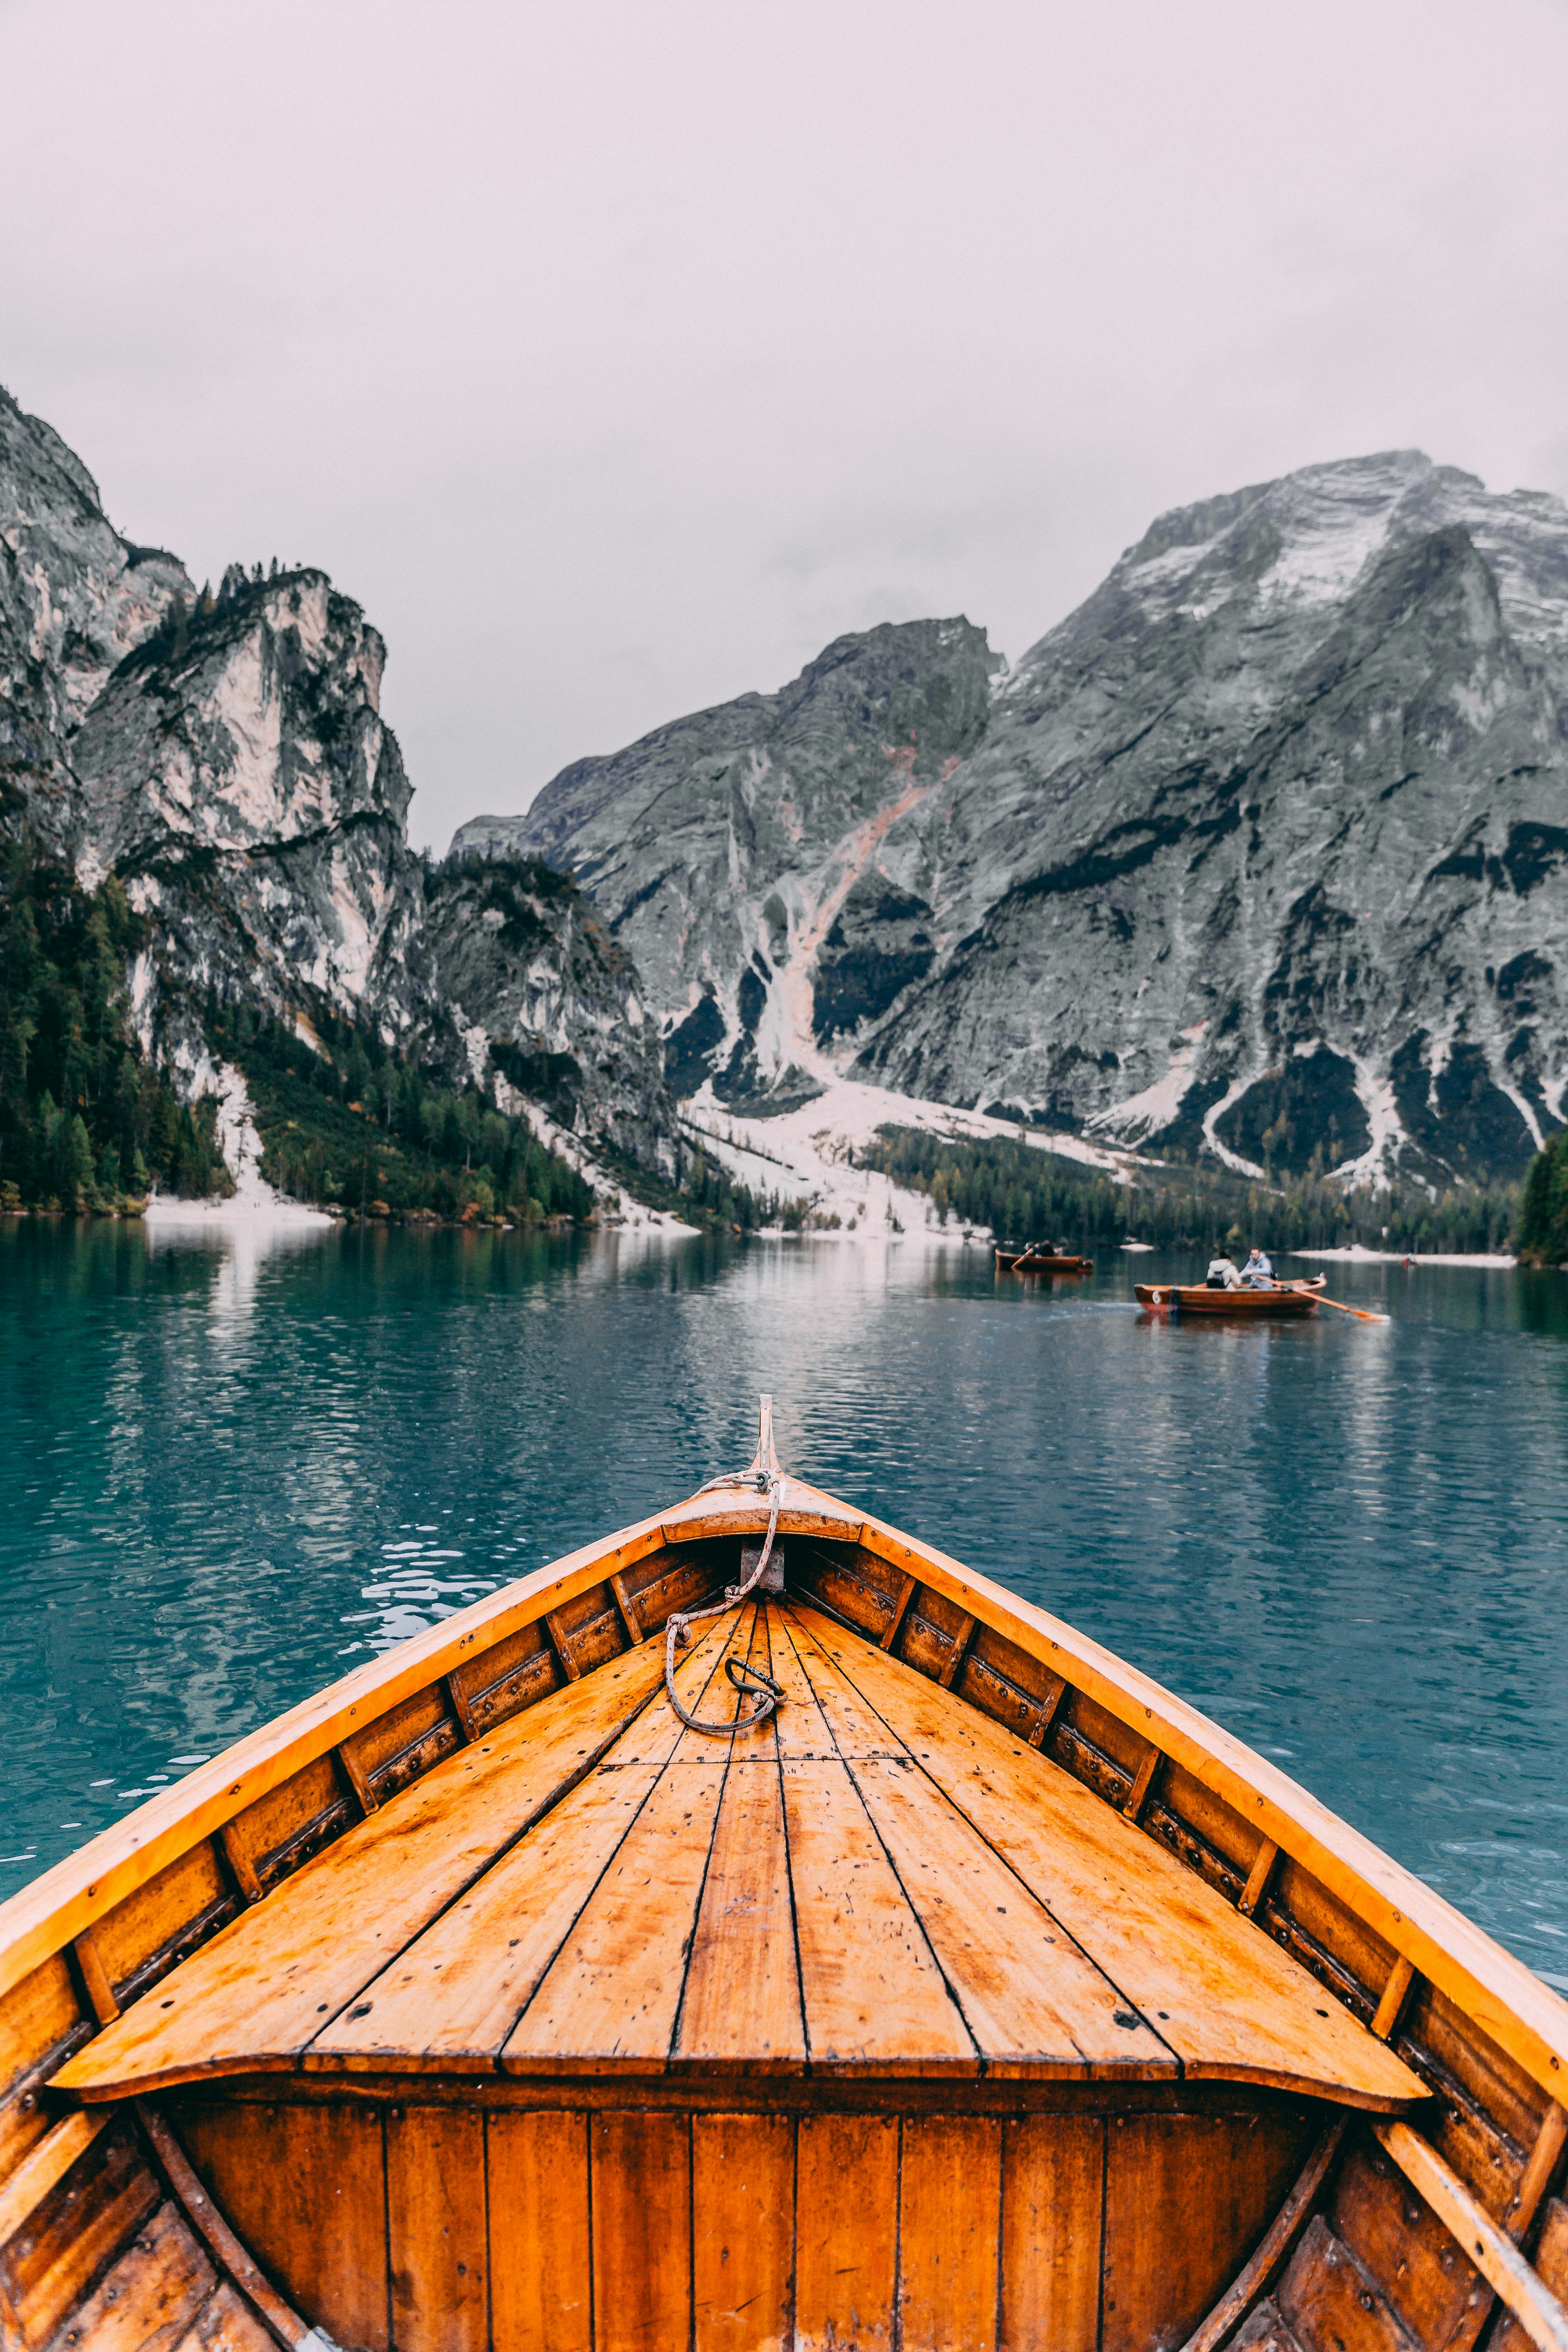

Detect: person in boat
1239,1247,1275,1287
1205,1256,1242,1289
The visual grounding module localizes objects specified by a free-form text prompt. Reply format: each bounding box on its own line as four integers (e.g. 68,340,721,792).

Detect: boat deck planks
777,1610,1178,2078
55,1639,687,2097
500,1616,754,2075
790,1605,1423,2108
59,1599,1425,2106
315,1613,743,2073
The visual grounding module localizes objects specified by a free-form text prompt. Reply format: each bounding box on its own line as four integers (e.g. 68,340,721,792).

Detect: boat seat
59,1601,1425,2108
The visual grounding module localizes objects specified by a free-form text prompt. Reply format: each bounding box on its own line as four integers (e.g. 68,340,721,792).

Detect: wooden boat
2,1397,1566,2352
1136,1275,1328,1316
996,1245,1094,1274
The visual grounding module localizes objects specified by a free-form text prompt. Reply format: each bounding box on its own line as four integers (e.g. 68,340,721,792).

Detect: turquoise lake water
2,1216,1566,1988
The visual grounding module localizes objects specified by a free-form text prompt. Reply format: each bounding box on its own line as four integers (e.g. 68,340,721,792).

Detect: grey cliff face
425,857,675,1169
0,389,671,1165
468,453,1568,1183
456,617,1003,1111
864,452,1568,1183
67,568,430,1058
0,387,191,846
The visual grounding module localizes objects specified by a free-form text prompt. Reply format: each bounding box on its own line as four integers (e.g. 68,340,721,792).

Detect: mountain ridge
461,448,1568,1185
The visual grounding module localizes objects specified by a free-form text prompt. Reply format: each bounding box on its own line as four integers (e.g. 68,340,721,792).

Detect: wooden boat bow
1,1399,1565,2352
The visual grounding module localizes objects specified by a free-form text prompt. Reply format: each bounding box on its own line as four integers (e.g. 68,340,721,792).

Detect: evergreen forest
0,846,230,1212
857,1126,1522,1258
1515,1133,1568,1265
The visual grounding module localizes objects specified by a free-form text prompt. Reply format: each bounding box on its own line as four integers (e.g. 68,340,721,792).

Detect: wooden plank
764,1626,975,2075
217,1823,263,1908
1027,1672,1067,1749
316,1616,740,2071
73,1927,120,2022
172,2279,278,2352
386,2107,487,2352
545,1609,582,1683
445,1670,477,1742
589,2111,691,2352
1510,2108,1568,2241
609,1572,643,1646
138,2100,322,2352
880,1573,918,1650
1275,2213,1414,2352
57,1644,675,2099
676,1752,804,2071
1374,2120,1568,2352
784,1613,1176,2078
91,1844,234,2006
849,1507,1568,2109
1373,1956,1417,2041
938,1612,976,1689
1239,1838,1280,1918
692,2111,794,2352
176,2098,389,2352
51,2198,217,2352
503,1611,757,2073
1493,2205,1568,2352
0,1953,83,2106
1179,2120,1348,2352
1331,2135,1491,2352
0,2118,159,2352
795,2114,898,2352
999,2115,1104,2352
791,1606,1423,2108
1104,2112,1316,2352
1125,1742,1161,1824
488,2110,591,2352
0,2109,110,2247
898,2114,1002,2352
676,1602,803,2073
336,1741,379,1816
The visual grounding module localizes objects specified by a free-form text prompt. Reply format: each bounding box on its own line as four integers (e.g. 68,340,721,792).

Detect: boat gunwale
0,1474,1564,2116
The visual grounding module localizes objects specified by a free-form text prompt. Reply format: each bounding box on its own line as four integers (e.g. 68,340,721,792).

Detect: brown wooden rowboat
996,1246,1094,1274
1136,1276,1328,1316
1,1398,1566,2352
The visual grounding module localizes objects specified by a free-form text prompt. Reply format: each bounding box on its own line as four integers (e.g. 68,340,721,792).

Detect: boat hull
996,1247,1094,1274
1136,1278,1324,1315
1,1407,1564,2352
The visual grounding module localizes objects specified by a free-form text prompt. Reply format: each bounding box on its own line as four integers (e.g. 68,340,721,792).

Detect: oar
1299,1285,1388,1323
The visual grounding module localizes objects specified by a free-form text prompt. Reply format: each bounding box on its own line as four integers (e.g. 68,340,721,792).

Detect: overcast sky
5,0,1566,849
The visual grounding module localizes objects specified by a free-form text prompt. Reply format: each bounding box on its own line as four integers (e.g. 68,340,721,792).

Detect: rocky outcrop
455,618,1002,1112
0,387,676,1176
425,855,676,1170
67,566,430,1069
466,453,1568,1184
1,385,191,846
860,453,1568,1185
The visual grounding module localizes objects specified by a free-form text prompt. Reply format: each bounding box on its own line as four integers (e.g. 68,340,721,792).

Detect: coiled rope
663,1466,786,1735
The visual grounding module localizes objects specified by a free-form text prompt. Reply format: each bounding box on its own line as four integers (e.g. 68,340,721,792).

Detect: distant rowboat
996,1245,1094,1274
0,1396,1564,2352
1136,1275,1327,1316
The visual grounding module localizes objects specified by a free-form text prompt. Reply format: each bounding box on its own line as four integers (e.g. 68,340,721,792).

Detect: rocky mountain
455,618,1004,1115
463,452,1568,1185
0,386,675,1180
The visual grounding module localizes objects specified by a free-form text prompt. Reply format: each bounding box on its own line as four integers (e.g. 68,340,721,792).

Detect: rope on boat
663,1465,786,1736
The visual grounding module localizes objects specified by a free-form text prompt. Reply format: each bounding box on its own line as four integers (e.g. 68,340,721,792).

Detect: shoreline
1288,1245,1517,1269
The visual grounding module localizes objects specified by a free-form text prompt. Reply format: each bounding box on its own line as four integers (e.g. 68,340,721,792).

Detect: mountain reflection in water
1,1217,1565,1988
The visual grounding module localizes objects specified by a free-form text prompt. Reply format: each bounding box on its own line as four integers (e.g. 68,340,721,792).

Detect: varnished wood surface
166,2090,1319,2352
60,1603,1423,2106
4,1440,1566,2127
